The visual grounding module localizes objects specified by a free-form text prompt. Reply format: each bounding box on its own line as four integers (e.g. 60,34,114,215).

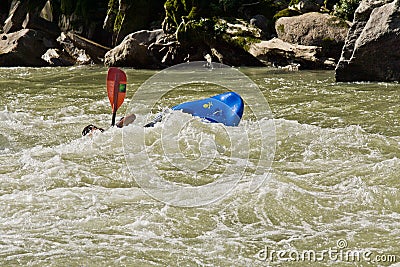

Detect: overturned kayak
144,92,244,127
171,91,244,126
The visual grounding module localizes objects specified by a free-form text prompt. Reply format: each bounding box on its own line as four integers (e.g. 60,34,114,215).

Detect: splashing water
0,66,399,266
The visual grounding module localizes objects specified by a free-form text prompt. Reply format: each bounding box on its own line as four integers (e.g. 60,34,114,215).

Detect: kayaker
81,124,104,136
82,113,136,136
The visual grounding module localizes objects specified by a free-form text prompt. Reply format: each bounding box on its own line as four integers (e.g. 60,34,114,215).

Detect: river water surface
0,65,399,266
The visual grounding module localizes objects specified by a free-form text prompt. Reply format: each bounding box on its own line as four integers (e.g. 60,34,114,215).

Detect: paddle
107,67,127,126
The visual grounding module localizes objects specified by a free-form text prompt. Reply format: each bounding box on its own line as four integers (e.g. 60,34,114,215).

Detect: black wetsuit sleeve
144,113,163,127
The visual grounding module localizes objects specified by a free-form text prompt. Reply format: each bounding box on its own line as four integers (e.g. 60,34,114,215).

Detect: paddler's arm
116,113,136,128
144,113,163,127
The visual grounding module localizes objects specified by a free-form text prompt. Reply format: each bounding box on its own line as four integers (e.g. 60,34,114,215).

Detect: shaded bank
3,0,400,81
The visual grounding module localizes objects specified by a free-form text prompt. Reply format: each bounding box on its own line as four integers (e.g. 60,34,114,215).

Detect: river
0,64,399,266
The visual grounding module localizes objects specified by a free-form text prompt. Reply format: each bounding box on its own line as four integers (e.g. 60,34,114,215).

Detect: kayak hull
172,92,244,126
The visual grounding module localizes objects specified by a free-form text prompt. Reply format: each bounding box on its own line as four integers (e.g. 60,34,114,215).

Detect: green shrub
176,18,216,44
333,0,361,21
273,8,301,21
324,0,340,11
164,0,289,32
220,34,260,51
289,0,301,6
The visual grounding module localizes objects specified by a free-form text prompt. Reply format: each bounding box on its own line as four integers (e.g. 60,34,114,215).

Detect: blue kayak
144,92,244,127
172,91,244,126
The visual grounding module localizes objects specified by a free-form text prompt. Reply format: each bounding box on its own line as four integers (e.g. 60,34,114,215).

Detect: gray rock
248,37,335,69
275,12,350,59
335,0,400,82
0,29,55,66
104,31,162,68
209,42,264,67
41,48,75,66
125,29,165,46
57,32,92,65
60,32,110,64
104,29,185,68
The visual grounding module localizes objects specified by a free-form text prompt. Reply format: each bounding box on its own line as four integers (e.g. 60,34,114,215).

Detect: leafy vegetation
176,18,216,44
164,0,289,32
333,0,361,21
273,8,301,21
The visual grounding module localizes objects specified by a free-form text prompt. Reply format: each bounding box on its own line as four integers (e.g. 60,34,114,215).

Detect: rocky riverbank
1,0,399,82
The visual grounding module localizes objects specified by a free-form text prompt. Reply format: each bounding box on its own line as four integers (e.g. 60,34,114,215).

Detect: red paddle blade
107,67,127,112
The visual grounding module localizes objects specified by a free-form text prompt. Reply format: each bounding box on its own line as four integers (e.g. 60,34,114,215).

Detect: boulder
126,29,165,46
0,29,57,66
62,32,110,64
335,0,400,82
41,48,75,66
275,12,350,59
57,32,93,65
104,29,165,68
248,37,336,69
209,41,264,67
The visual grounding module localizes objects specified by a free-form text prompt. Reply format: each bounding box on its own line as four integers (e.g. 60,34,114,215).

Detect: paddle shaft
111,72,120,126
